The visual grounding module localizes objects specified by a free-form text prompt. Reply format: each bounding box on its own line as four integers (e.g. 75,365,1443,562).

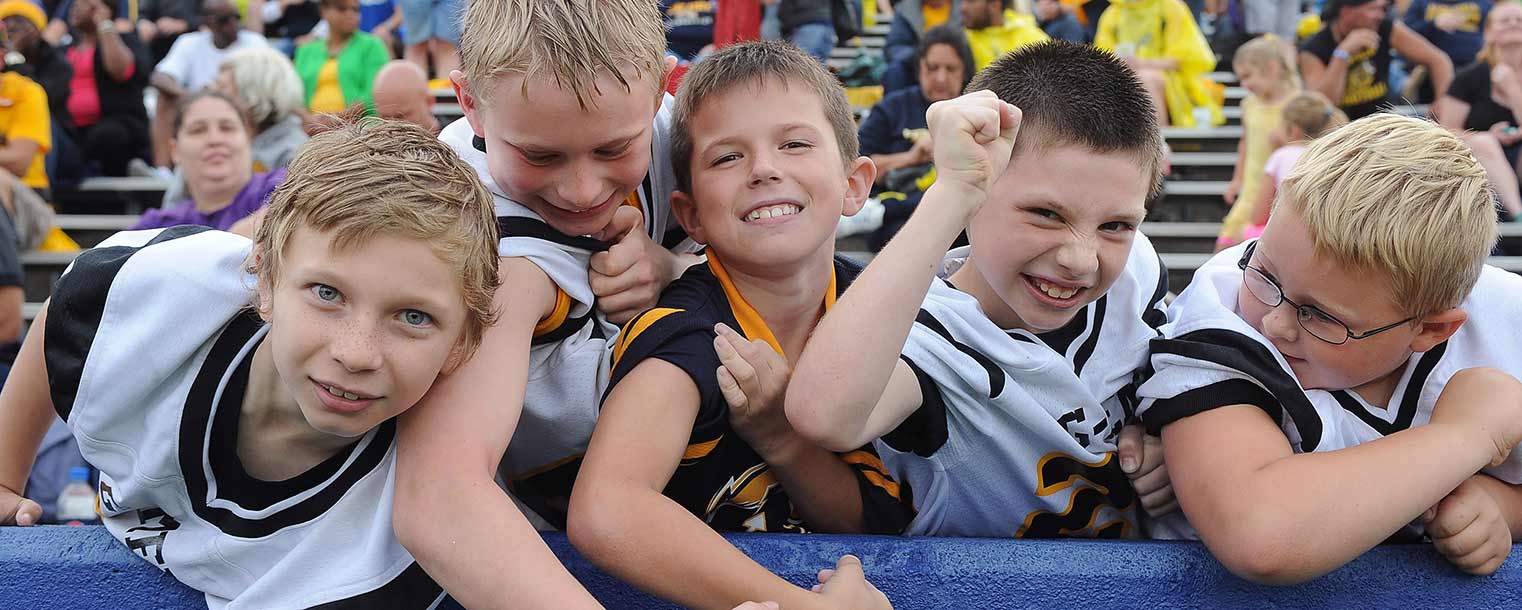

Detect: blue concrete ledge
3,526,1521,609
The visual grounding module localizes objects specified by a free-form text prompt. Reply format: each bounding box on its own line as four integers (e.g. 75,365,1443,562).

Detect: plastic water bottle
56,467,97,525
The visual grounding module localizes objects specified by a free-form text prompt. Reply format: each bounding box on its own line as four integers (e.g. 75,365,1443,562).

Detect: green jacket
294,32,388,115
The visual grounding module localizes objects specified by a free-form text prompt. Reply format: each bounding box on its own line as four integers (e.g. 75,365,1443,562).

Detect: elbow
565,482,627,567
783,387,859,453
1204,518,1326,585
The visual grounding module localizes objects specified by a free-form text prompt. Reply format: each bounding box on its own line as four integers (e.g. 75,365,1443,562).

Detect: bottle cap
69,467,90,482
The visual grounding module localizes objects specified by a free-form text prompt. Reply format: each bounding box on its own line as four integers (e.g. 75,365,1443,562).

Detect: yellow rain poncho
966,10,1051,71
1095,0,1224,128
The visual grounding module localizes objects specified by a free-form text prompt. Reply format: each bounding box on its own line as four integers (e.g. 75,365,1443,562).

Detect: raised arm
392,257,603,610
786,93,1020,451
1391,21,1454,101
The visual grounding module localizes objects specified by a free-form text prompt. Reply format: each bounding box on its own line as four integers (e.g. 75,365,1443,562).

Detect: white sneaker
837,197,885,238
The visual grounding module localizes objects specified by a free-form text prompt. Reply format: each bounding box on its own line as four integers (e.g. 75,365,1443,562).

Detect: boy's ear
451,70,486,139
840,156,877,218
1410,307,1467,353
671,190,707,245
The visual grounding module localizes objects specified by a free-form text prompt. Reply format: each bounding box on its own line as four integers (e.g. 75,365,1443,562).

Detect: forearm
787,181,976,445
1183,421,1493,583
1311,61,1349,103
571,485,822,610
868,150,922,181
0,309,60,495
150,72,185,98
396,480,602,609
762,439,867,533
1229,140,1245,185
98,31,135,81
1250,179,1275,226
1428,59,1454,102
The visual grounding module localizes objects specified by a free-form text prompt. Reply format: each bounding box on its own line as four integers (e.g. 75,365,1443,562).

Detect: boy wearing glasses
1138,114,1522,583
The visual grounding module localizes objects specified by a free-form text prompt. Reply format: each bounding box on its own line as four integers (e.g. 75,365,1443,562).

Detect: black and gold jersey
608,251,913,534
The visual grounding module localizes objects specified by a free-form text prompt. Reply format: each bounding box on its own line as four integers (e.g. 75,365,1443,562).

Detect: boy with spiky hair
1138,114,1522,583
787,41,1175,538
569,41,903,610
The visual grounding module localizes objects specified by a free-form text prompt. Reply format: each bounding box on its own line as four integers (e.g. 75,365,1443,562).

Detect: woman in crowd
294,0,388,115
134,90,284,231
1438,0,1522,222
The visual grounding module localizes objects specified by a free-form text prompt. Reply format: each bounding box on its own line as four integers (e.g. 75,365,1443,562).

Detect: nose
556,162,604,210
748,150,783,188
329,320,384,373
1053,232,1099,280
1259,300,1301,343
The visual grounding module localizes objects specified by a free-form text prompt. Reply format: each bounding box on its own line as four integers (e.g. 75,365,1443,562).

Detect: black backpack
832,0,863,42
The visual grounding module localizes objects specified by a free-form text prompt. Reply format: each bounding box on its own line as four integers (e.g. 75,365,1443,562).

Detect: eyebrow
509,130,643,153
698,123,823,156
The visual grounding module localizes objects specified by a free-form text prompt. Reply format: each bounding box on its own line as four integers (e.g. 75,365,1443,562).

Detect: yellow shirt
0,72,51,189
309,58,346,114
922,2,951,29
965,11,1050,71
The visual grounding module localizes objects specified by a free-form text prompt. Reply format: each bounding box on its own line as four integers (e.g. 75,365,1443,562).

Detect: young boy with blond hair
568,41,907,610
1137,113,1522,583
786,41,1175,539
390,2,883,608
0,120,500,609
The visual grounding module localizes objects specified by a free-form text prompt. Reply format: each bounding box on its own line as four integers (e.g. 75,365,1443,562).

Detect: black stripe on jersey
1143,378,1278,435
1071,296,1107,376
498,217,610,253
879,355,951,457
1034,301,1089,356
308,562,446,610
530,310,594,346
180,313,397,538
45,225,213,421
1330,341,1448,436
1147,328,1324,450
1143,253,1169,330
661,224,691,251
915,309,1005,398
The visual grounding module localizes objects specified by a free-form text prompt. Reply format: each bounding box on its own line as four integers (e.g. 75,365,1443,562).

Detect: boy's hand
1118,424,1178,518
715,323,797,462
1223,179,1240,205
1429,367,1522,467
1424,476,1513,575
811,555,892,609
924,91,1021,209
0,486,42,526
590,205,687,324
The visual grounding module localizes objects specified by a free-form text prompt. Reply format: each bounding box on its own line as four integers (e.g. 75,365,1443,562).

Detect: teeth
1035,279,1079,300
324,384,365,401
744,204,800,222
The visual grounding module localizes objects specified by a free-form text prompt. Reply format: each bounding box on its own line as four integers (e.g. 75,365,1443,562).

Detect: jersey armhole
879,355,951,458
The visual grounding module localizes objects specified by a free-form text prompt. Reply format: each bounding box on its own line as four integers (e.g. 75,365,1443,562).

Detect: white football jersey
1137,242,1522,537
44,227,446,610
875,234,1167,537
438,94,694,528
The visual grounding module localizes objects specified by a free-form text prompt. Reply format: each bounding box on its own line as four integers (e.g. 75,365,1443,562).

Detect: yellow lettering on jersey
1014,451,1136,538
743,512,768,533
1341,48,1389,107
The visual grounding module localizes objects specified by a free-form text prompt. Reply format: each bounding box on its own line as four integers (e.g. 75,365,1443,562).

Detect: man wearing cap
1301,0,1455,119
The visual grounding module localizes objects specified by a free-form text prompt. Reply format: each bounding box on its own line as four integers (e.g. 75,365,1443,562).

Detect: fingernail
1121,457,1137,473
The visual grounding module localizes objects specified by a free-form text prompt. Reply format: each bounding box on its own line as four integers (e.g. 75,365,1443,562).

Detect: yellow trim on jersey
842,450,902,498
704,251,838,358
1033,451,1118,497
612,307,685,365
623,190,642,213
683,437,721,460
507,452,585,485
531,287,573,339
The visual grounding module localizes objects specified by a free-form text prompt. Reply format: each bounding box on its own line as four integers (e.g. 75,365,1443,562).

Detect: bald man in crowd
371,61,440,133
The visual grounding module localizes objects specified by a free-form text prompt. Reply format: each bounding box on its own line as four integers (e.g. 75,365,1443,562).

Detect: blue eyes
401,310,433,327
313,284,341,302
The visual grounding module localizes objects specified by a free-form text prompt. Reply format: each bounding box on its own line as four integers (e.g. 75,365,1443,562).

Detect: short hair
252,120,501,360
968,41,1164,199
670,41,858,195
1279,114,1496,318
458,0,667,109
172,89,250,136
916,24,976,92
218,47,305,130
1279,91,1347,140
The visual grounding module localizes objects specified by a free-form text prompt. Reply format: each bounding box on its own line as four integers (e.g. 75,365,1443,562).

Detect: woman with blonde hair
1438,0,1522,222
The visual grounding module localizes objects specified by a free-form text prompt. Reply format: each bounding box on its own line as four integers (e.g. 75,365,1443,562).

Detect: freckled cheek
493,157,554,201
